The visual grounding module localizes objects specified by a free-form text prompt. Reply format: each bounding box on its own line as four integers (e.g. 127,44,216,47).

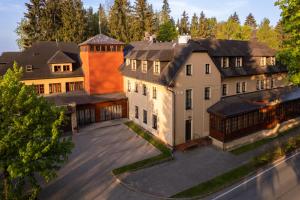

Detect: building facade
0,34,128,132
121,38,294,149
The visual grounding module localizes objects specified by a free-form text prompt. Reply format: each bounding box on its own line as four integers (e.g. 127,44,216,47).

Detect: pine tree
59,0,87,43
179,11,189,34
199,11,208,38
108,0,131,43
190,13,199,38
98,4,109,35
257,18,279,49
86,7,98,38
229,11,240,24
206,17,218,38
244,13,257,29
157,20,177,42
40,0,62,41
161,0,171,24
275,20,285,48
17,0,45,48
144,4,155,35
132,0,149,41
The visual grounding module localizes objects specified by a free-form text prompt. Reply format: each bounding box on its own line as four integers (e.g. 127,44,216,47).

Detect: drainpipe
167,87,176,150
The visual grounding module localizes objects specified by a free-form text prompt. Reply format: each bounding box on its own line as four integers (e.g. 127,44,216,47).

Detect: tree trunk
3,168,9,200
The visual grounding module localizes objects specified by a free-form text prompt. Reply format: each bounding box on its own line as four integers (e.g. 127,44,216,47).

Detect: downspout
167,87,176,150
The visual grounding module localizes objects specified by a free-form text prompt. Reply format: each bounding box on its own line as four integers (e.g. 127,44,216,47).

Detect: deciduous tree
0,63,73,200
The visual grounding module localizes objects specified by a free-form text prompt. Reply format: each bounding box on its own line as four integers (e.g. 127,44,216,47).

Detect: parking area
39,121,160,200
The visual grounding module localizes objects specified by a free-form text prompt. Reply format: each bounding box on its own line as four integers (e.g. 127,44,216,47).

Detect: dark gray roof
207,86,300,118
0,41,83,80
45,91,127,106
47,50,75,64
0,52,21,64
194,39,276,57
79,34,125,46
121,39,287,86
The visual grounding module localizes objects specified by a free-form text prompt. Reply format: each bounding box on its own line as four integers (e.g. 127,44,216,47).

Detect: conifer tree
161,0,171,24
59,0,87,43
18,0,45,48
199,11,208,38
86,7,99,38
257,18,279,49
190,13,199,38
206,17,218,38
229,11,240,24
244,13,257,29
157,20,177,42
98,4,109,35
108,0,131,43
179,11,189,34
132,0,149,41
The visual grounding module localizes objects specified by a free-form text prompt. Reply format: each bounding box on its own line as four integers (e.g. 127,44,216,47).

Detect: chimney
178,35,191,44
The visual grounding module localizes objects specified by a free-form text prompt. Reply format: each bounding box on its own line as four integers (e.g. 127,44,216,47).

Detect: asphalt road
206,151,300,200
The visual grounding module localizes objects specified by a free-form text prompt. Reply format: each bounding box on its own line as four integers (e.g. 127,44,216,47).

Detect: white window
127,80,131,92
142,61,147,73
260,57,267,66
131,60,137,71
153,87,157,99
205,64,211,74
153,61,160,74
221,57,229,68
235,57,243,67
26,65,33,72
126,59,131,66
270,57,276,66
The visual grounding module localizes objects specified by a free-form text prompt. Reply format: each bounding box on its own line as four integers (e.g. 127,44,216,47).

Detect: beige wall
222,73,289,96
173,52,222,145
22,76,84,95
124,77,174,146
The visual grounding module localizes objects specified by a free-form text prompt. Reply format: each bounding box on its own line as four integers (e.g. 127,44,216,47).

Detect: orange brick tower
79,34,124,95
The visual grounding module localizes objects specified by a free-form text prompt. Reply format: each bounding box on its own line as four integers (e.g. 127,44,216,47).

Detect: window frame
26,65,33,72
152,114,158,130
153,61,160,75
205,64,211,74
142,84,147,96
135,106,139,119
153,86,157,99
185,89,193,110
131,60,137,71
236,82,241,94
221,57,229,68
143,110,148,124
135,82,138,93
242,82,246,93
204,87,211,100
222,84,227,96
142,60,148,73
235,57,243,67
186,64,192,76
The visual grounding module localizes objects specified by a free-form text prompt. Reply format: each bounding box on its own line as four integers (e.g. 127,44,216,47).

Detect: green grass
230,125,299,155
112,121,172,175
172,163,256,198
172,133,300,198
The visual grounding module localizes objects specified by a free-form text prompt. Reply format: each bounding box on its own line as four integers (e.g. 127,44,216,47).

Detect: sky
0,0,281,54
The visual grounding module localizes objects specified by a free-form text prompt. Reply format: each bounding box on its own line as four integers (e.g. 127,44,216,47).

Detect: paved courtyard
39,121,160,200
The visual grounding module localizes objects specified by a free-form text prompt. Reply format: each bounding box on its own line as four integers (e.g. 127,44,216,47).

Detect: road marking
211,151,300,200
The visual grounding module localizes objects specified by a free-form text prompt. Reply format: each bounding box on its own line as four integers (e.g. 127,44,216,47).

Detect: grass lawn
231,125,300,155
112,121,172,175
172,132,300,198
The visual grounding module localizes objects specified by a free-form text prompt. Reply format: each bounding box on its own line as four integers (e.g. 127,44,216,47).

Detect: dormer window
26,65,33,72
260,57,267,66
63,65,70,72
270,57,276,66
142,61,147,73
54,65,61,72
126,59,130,66
221,57,229,68
153,61,160,74
235,57,243,67
131,60,137,71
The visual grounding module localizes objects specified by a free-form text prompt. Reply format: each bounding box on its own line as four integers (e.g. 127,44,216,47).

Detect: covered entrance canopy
208,86,300,143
